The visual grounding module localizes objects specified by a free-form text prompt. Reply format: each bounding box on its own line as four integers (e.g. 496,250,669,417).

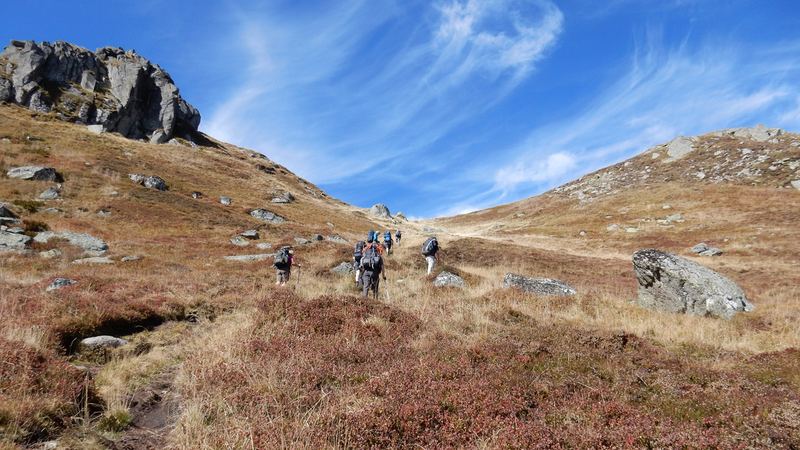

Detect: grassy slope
1,105,799,448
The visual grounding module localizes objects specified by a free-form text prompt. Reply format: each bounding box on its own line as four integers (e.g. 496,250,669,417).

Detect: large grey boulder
80,336,128,349
129,173,167,191
632,249,753,320
34,231,108,253
369,203,392,219
271,191,295,204
434,271,466,288
47,278,76,292
7,166,63,182
0,40,200,142
250,209,285,224
0,230,31,251
731,124,782,142
503,273,576,296
664,136,695,162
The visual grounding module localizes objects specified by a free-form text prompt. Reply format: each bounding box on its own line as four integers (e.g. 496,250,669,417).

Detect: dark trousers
361,270,380,298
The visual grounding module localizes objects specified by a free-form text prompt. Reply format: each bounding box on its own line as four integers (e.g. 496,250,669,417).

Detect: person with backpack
395,229,402,245
353,239,366,287
359,230,386,298
421,236,439,275
383,230,393,255
273,246,300,286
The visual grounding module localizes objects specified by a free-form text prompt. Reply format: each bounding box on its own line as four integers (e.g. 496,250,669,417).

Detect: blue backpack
384,231,391,242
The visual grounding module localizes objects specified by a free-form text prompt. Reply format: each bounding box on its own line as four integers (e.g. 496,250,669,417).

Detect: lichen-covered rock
129,173,167,191
434,271,466,288
230,236,249,247
0,40,200,142
34,231,108,253
7,166,63,182
0,230,31,251
503,273,576,296
250,209,285,224
632,249,753,320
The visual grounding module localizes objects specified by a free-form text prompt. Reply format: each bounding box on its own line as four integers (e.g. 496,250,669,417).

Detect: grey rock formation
240,230,259,240
73,256,114,264
223,253,274,262
250,209,285,224
34,231,108,253
730,124,782,142
791,180,800,190
691,243,723,257
39,248,62,259
219,196,232,206
0,230,31,251
0,40,200,142
129,173,167,191
39,185,61,200
121,255,141,262
47,278,76,292
7,166,63,182
434,271,466,288
331,261,354,274
230,236,249,247
327,235,348,244
80,335,128,349
369,203,392,219
395,212,407,221
0,203,18,220
271,191,295,203
665,136,695,162
632,249,753,320
503,273,576,296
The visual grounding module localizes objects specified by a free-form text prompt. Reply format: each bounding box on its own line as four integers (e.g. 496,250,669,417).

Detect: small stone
47,278,76,292
121,255,141,262
240,230,259,240
691,243,709,254
606,224,619,232
327,234,348,244
294,237,310,245
80,336,128,349
223,253,275,262
191,191,202,199
579,230,587,237
220,196,232,206
271,191,295,203
434,271,466,288
39,186,61,200
503,273,576,296
791,180,800,190
250,209,285,224
312,234,324,241
39,249,62,259
625,227,639,233
230,236,250,247
72,256,114,264
96,209,112,217
255,242,273,250
87,124,104,134
662,204,672,210
143,176,167,191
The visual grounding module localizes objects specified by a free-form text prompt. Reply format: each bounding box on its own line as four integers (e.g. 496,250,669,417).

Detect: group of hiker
271,228,440,298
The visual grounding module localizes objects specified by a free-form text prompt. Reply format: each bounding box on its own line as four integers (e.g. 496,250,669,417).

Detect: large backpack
422,237,438,256
354,240,366,258
273,247,290,269
384,231,391,242
360,243,383,272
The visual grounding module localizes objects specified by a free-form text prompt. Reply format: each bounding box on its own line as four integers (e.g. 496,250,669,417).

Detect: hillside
2,43,800,448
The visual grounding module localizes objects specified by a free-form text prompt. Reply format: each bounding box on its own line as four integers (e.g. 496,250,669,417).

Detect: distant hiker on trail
421,236,439,275
360,230,386,298
353,239,366,288
395,229,402,245
383,230,393,255
273,246,300,286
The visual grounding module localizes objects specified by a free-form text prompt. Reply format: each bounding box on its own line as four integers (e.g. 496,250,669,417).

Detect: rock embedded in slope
0,230,31,251
39,185,61,200
80,335,128,349
331,261,354,274
691,243,723,257
240,230,259,240
129,173,167,191
0,40,200,143
327,235,348,244
46,278,76,292
73,256,114,264
7,166,63,182
219,196,232,206
632,249,752,320
0,203,18,221
434,271,466,288
503,273,576,296
664,136,696,162
271,191,295,204
791,180,800,190
230,236,249,247
223,253,274,262
369,203,392,219
250,209,285,224
34,231,108,254
39,248,62,259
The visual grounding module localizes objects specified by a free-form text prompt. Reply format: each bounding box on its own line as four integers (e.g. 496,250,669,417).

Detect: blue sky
3,1,800,217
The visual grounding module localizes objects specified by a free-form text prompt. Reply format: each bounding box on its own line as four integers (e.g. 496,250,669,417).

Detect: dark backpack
360,244,383,272
274,248,290,268
354,241,366,258
422,237,438,256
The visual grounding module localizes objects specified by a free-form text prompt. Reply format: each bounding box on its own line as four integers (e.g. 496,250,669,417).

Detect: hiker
421,236,439,275
353,239,366,287
395,229,402,245
383,230,393,255
273,246,300,286
359,230,386,298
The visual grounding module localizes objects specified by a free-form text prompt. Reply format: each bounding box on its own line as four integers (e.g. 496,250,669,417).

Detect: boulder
5,227,23,234
39,185,61,200
664,136,695,162
271,191,295,203
223,253,274,262
632,249,753,320
327,235,348,244
791,180,800,190
34,231,108,253
395,212,407,221
503,273,576,296
7,166,63,182
47,278,76,292
87,124,104,134
731,124,782,142
0,203,18,220
250,209,285,224
369,203,392,219
691,243,723,257
0,230,31,251
129,173,167,191
331,261,354,274
80,336,128,349
39,249,62,259
0,40,200,143
240,230,259,240
434,271,466,288
191,191,202,199
219,196,232,206
230,236,249,247
73,256,114,264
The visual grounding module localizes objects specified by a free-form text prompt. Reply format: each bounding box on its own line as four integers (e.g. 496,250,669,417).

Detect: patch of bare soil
112,371,179,450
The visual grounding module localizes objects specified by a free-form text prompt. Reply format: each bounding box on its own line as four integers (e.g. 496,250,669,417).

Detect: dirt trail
112,371,180,450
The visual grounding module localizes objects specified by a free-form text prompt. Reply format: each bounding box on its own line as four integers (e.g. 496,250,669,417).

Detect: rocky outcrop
632,249,753,320
46,278,76,292
503,273,576,296
6,166,63,182
0,230,31,251
369,203,392,219
129,174,168,191
34,231,108,254
39,185,61,199
73,256,114,264
331,261,354,274
665,136,695,161
0,203,18,222
250,209,285,224
434,271,466,288
271,191,295,204
0,40,200,143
